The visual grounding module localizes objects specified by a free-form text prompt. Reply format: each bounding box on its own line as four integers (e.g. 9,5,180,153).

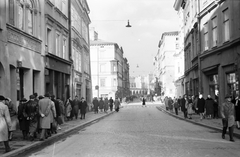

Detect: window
212,17,217,47
100,78,106,87
26,0,33,34
46,27,52,53
63,38,67,59
204,22,208,50
113,64,117,72
223,8,230,42
56,32,60,56
227,73,239,98
100,64,106,72
113,78,117,86
17,0,34,35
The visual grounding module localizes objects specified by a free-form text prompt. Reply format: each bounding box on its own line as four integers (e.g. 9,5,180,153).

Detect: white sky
87,0,180,77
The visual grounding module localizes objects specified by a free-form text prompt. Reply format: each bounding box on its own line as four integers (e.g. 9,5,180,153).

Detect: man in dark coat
196,94,205,120
80,97,88,119
92,97,99,114
18,98,29,140
109,97,114,111
180,95,188,119
25,95,39,141
99,97,104,112
72,96,81,119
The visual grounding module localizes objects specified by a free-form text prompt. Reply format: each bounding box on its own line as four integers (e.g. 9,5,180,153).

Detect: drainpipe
197,0,202,94
68,0,73,98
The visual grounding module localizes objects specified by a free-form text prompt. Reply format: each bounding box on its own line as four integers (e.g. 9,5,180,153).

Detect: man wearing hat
0,95,11,152
221,94,235,142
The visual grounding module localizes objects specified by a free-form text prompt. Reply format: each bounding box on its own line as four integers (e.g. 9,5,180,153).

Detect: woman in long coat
80,97,88,119
205,95,214,119
65,98,72,121
0,96,12,152
5,98,18,141
18,98,29,140
187,96,194,119
104,97,109,112
197,94,205,120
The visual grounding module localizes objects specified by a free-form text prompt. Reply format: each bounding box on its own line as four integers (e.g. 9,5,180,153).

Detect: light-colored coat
39,97,54,129
0,101,11,141
221,101,235,127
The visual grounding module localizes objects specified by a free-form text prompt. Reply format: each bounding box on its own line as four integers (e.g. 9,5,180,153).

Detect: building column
24,69,33,99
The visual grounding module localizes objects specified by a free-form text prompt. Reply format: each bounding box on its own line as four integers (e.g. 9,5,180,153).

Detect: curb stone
156,106,240,139
2,111,115,157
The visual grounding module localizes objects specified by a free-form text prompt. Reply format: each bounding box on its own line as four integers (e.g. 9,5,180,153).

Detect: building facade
174,0,240,106
0,0,44,108
71,0,92,103
154,31,179,98
0,0,92,109
90,29,130,99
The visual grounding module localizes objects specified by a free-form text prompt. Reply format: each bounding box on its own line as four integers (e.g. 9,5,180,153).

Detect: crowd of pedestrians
92,97,121,113
164,93,240,142
0,93,91,153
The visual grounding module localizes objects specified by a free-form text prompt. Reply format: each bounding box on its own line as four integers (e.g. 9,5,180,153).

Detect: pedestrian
80,97,88,119
72,96,80,119
49,96,57,135
164,96,169,110
193,95,198,114
38,93,55,141
177,96,181,111
104,97,109,112
64,97,72,121
57,97,65,126
234,95,240,129
109,97,114,111
221,94,235,142
213,95,219,119
173,98,179,115
25,95,39,141
180,95,188,119
142,97,146,107
196,94,205,120
187,96,194,119
205,95,214,119
18,98,29,140
5,98,18,141
0,95,12,152
92,97,99,114
114,97,121,112
168,97,173,112
99,97,104,112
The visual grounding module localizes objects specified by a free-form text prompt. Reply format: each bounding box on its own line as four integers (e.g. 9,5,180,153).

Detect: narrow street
24,103,240,157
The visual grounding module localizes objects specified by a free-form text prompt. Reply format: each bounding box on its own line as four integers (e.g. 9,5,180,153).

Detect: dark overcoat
80,101,88,114
18,101,29,131
197,98,205,113
205,98,214,115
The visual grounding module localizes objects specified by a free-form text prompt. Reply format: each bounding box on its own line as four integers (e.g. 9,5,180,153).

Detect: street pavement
22,102,240,157
0,110,115,157
1,101,240,157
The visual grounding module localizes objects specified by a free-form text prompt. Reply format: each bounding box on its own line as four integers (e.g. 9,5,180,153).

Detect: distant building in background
90,28,130,99
173,0,185,98
130,74,154,96
154,31,179,98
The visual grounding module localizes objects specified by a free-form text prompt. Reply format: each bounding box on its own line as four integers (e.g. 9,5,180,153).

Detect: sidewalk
0,111,115,157
154,102,240,139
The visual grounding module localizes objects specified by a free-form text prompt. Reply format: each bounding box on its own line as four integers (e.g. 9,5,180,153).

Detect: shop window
209,74,219,98
227,73,239,98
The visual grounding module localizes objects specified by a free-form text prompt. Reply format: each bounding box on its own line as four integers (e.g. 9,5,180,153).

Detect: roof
90,39,117,46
